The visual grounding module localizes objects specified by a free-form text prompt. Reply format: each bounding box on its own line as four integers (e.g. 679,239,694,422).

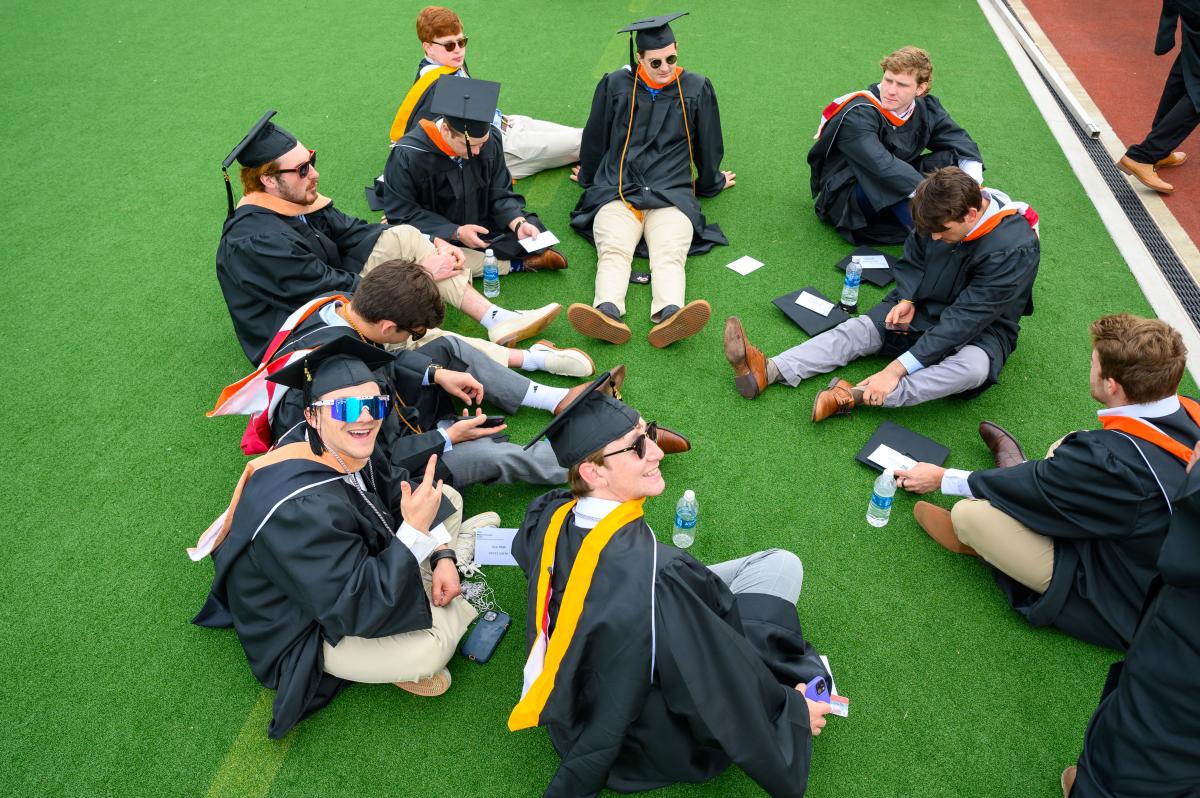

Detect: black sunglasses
602,422,659,459
429,36,468,51
408,327,426,341
647,54,678,70
270,149,317,178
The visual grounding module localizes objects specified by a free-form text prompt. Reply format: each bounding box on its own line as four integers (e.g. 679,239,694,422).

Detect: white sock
520,347,548,372
522,382,568,413
479,304,518,331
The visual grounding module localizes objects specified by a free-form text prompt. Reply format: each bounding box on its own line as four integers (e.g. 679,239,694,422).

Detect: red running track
1023,0,1200,237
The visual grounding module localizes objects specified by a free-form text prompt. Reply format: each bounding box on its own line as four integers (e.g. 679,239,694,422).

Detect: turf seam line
204,690,292,798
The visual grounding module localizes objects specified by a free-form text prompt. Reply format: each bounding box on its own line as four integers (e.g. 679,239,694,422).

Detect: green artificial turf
2,1,1189,796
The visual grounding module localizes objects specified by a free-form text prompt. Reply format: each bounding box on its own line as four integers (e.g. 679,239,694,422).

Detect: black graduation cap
524,371,640,469
855,420,950,473
835,246,897,288
430,76,500,140
619,11,687,68
267,335,394,401
773,287,851,337
220,109,298,217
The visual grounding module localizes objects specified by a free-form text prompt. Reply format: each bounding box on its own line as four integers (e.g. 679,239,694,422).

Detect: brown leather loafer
723,316,768,399
648,299,711,348
521,248,568,272
1156,151,1187,169
567,303,631,344
1061,765,1076,798
978,421,1026,469
1118,155,1174,194
654,425,691,455
553,364,626,415
913,501,978,556
811,377,856,422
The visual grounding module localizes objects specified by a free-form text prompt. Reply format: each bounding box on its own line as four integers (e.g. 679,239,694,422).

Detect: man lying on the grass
217,110,561,366
808,45,984,245
725,167,1039,424
193,339,488,737
894,314,1198,651
508,372,833,797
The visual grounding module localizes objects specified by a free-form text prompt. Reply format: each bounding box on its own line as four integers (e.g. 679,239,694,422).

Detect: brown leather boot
654,425,691,454
913,502,978,556
1156,151,1187,169
520,248,568,271
978,421,1027,468
811,377,856,422
723,316,768,399
1118,155,1174,193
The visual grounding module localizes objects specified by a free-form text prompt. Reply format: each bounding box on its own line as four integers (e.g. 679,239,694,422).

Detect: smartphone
630,271,651,284
884,322,912,334
480,415,506,428
804,676,830,703
461,610,511,663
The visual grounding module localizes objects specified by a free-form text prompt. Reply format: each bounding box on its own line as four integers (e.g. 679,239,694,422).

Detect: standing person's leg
568,200,641,343
501,115,583,180
881,344,990,407
644,206,709,347
708,548,805,604
1127,55,1199,163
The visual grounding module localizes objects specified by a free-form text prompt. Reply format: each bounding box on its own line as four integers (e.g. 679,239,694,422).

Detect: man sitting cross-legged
725,167,1039,423
193,340,490,738
808,45,984,245
508,372,834,797
894,314,1198,651
217,109,561,366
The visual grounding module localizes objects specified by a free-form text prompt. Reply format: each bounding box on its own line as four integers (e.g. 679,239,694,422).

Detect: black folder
855,420,950,472
773,287,850,337
835,246,896,287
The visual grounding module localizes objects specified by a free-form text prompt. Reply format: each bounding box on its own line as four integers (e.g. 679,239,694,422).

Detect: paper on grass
867,443,917,471
518,230,561,253
857,254,890,270
473,527,519,566
725,255,764,276
795,291,835,316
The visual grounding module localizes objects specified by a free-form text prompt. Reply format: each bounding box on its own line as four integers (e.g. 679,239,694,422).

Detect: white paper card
857,254,890,270
795,291,835,316
725,255,764,276
867,443,916,471
518,230,561,253
472,527,519,566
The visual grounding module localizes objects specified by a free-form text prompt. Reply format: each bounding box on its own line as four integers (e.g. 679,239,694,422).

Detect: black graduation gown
263,303,454,486
808,86,982,244
512,491,829,797
216,202,385,364
967,402,1200,650
863,201,1038,390
376,125,538,261
396,59,472,137
192,457,431,739
1073,465,1200,796
571,68,728,257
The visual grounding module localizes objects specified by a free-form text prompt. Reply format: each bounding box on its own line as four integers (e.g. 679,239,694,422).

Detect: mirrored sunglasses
311,395,391,421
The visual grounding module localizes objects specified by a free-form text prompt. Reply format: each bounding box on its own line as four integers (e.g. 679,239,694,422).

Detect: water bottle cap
683,489,695,501
485,248,494,257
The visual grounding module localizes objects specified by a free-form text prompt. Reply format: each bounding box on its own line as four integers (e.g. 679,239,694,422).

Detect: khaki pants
502,114,582,180
322,485,479,683
361,224,511,366
592,200,692,318
461,248,511,278
948,436,1068,593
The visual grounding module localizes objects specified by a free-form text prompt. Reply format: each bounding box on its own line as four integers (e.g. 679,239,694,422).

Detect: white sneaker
488,303,562,346
530,340,595,377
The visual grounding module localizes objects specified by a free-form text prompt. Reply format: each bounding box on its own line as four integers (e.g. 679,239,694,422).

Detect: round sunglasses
646,54,678,70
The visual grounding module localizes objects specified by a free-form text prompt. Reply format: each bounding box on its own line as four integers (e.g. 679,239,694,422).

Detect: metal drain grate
1000,0,1200,327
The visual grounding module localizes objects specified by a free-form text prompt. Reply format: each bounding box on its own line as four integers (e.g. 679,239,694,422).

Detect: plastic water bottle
482,248,500,298
866,469,896,527
839,256,862,314
673,489,698,548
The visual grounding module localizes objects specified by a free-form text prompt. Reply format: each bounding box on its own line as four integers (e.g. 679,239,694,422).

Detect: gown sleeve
251,492,431,641
321,205,387,257
227,233,360,314
836,106,924,207
576,76,615,188
380,148,460,241
922,96,983,162
692,76,726,198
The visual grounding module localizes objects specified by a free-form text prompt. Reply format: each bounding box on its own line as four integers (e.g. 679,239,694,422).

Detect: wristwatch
429,548,458,568
510,217,526,232
424,363,444,383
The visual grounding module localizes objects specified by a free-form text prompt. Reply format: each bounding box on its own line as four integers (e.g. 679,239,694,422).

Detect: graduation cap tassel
223,167,235,218
628,31,636,72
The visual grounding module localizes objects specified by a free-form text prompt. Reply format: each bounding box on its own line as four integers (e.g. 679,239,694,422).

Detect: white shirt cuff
941,468,975,498
898,350,925,374
395,521,452,562
959,159,984,184
437,421,454,452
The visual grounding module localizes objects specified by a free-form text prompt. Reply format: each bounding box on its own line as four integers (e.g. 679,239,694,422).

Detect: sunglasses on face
602,422,659,459
408,327,426,341
270,149,317,178
429,36,468,51
310,395,391,422
647,54,678,70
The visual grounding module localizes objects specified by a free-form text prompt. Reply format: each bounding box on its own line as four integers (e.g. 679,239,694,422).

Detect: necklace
328,447,394,535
